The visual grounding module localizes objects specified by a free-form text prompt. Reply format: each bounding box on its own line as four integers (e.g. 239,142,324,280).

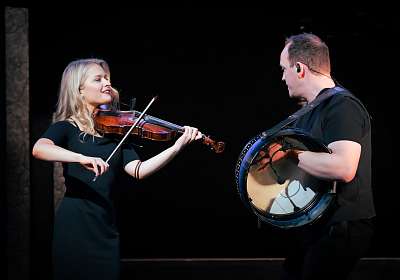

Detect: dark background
10,6,399,258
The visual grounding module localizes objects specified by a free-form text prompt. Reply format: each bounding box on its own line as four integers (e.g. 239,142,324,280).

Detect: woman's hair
285,33,331,75
54,58,119,135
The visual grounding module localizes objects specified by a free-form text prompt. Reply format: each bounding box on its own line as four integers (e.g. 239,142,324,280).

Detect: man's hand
255,142,302,171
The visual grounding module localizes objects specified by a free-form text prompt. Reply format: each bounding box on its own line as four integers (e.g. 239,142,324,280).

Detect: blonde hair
54,58,119,135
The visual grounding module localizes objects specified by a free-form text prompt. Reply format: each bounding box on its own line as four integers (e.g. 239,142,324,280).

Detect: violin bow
92,96,157,182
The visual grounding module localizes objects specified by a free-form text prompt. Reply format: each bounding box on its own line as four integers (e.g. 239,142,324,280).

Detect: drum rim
235,128,335,228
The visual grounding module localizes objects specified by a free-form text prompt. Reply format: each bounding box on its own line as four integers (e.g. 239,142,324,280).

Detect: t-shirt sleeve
322,96,370,145
41,121,73,148
122,143,140,167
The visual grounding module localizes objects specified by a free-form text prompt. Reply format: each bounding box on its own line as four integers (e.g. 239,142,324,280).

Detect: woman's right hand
32,138,110,177
78,154,109,176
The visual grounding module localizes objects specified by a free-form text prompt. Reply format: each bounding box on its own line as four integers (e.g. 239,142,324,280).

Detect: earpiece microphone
298,61,333,80
296,63,301,73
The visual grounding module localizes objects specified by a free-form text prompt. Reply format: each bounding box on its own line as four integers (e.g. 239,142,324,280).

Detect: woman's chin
100,95,113,104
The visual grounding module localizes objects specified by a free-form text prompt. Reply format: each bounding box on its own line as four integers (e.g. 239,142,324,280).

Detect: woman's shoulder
41,119,79,142
52,119,77,127
49,119,80,134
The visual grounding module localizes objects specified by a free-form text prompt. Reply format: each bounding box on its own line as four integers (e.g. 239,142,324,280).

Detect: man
276,33,376,279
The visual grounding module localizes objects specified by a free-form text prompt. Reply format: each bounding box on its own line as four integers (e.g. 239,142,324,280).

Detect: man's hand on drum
255,143,282,171
255,143,302,171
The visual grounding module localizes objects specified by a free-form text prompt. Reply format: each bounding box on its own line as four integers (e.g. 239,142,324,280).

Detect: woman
32,58,202,280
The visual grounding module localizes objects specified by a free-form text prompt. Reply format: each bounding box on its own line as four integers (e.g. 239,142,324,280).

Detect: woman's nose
103,78,111,86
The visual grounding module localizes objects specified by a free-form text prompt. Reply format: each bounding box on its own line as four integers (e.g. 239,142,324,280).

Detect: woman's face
80,64,113,112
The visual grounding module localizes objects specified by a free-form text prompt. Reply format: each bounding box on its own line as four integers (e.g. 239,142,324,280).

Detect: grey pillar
5,6,30,280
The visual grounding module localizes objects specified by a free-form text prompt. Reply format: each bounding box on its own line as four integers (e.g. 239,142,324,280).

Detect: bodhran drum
235,128,336,229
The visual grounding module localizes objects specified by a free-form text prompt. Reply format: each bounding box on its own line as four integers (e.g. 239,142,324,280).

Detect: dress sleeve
121,143,140,167
322,95,370,145
41,121,73,148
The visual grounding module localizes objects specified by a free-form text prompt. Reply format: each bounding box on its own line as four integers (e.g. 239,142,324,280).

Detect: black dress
41,121,139,280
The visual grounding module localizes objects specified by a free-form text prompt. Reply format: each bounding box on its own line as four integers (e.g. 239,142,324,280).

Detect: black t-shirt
294,88,376,222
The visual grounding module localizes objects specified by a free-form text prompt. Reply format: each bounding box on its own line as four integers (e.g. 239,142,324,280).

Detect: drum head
235,128,336,228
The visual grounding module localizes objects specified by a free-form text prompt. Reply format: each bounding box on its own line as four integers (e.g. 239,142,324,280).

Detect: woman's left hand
173,126,203,152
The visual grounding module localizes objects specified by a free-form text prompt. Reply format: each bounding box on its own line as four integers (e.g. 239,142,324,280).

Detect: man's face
280,44,301,99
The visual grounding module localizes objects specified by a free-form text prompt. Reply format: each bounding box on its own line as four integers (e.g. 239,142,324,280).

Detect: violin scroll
202,135,225,153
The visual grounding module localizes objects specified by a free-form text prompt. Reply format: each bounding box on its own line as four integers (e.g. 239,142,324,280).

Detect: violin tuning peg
130,98,137,111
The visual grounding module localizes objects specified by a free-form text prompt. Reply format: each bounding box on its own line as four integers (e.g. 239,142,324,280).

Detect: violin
92,109,225,153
